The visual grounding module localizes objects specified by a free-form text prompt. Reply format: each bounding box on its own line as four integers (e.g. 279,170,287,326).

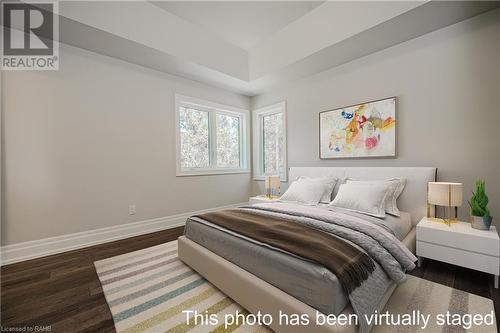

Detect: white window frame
175,94,250,176
252,101,287,182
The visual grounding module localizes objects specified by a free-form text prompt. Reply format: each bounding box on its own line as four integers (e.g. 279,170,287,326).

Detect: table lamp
427,182,463,225
265,176,280,199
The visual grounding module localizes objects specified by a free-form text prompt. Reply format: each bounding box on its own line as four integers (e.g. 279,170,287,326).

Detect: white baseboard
0,202,247,265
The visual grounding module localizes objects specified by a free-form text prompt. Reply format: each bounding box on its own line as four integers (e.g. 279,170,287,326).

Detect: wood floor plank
1,270,52,289
7,293,108,330
453,265,491,298
2,253,88,275
79,318,116,333
421,259,456,287
50,303,112,333
2,284,93,325
1,267,98,304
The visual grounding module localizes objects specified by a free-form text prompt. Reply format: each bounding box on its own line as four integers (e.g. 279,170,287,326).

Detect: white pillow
297,176,337,203
330,182,391,218
346,178,406,216
280,179,329,205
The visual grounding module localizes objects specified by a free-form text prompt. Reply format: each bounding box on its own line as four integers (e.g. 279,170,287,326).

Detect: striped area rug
371,276,496,333
94,240,272,333
95,240,496,333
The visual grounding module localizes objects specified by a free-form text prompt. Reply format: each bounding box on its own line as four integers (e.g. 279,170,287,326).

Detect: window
175,94,249,176
179,107,210,169
253,102,287,181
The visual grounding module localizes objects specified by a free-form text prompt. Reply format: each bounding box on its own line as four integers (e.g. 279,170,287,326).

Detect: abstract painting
319,97,397,159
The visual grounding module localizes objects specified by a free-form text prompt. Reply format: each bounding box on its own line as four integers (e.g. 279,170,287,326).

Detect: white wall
252,10,500,221
1,44,251,245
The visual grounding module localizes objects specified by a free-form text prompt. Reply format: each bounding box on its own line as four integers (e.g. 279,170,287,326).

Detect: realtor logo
1,1,59,70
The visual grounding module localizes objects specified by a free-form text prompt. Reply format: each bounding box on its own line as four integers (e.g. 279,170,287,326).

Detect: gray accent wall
251,10,500,222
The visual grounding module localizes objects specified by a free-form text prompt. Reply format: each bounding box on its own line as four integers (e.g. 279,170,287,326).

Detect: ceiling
52,1,500,96
152,1,323,50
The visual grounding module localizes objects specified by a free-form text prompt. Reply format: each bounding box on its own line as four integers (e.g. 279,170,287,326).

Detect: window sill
176,169,251,177
253,176,287,182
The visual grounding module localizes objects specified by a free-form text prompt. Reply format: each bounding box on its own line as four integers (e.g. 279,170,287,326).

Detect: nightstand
416,217,500,288
249,195,281,205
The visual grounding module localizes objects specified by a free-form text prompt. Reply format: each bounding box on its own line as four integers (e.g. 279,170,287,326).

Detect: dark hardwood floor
2,227,499,333
1,227,184,333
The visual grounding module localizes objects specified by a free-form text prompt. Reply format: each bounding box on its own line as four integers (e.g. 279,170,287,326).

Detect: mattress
185,217,349,315
184,204,414,316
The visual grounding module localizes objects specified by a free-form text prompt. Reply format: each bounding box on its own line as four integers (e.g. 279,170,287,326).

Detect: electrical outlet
129,205,136,215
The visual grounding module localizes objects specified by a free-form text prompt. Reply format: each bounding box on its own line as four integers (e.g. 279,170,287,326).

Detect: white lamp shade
428,182,463,207
265,176,280,190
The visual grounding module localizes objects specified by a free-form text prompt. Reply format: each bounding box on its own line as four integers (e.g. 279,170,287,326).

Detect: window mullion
261,115,265,176
210,110,217,169
238,115,243,168
276,117,280,177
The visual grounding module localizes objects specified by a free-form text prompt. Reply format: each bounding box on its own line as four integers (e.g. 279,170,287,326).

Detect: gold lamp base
427,217,458,226
427,203,459,227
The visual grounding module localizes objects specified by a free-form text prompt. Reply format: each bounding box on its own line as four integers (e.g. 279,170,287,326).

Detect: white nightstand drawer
417,241,500,275
417,221,499,256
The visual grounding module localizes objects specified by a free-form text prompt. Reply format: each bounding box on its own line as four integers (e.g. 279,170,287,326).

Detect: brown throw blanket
194,209,375,294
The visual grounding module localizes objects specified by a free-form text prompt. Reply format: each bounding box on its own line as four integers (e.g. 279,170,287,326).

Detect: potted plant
468,180,493,230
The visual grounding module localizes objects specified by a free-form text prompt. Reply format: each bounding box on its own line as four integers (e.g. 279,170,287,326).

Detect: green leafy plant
468,180,490,217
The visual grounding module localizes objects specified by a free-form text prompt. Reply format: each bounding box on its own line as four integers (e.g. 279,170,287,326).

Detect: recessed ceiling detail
152,1,323,50
52,1,500,96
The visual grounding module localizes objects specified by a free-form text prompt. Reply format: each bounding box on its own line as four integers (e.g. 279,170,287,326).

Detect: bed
178,167,437,333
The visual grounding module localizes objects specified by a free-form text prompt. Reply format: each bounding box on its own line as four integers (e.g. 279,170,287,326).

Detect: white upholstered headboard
288,167,437,225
